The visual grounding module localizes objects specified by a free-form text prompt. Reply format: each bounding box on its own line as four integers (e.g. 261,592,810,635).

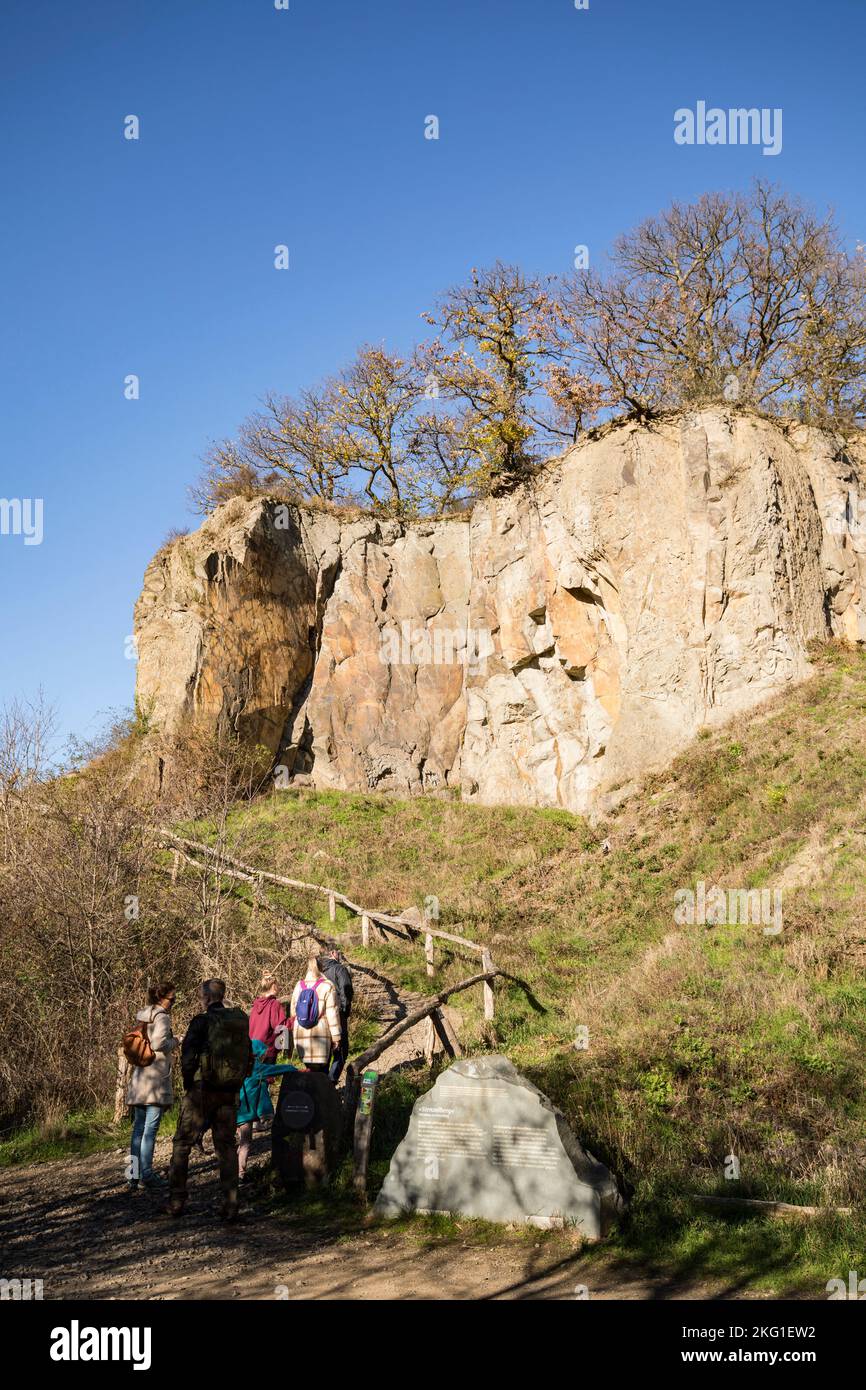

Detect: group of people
125,947,354,1222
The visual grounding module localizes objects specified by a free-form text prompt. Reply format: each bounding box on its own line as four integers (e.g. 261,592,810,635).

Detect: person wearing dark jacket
319,948,353,1082
168,979,253,1223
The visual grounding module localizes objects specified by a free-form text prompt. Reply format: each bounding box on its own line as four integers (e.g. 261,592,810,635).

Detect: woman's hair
147,981,175,1005
259,971,278,992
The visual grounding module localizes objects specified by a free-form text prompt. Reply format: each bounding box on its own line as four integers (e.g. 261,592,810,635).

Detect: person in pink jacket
248,972,287,1063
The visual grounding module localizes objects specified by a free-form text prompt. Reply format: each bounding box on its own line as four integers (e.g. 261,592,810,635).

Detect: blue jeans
130,1104,164,1182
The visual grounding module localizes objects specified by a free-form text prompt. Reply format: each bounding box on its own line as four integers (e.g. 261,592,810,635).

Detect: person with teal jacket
236,1039,297,1180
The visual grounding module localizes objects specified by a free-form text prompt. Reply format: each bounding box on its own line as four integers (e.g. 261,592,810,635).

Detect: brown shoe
219,1201,239,1224
165,1197,186,1217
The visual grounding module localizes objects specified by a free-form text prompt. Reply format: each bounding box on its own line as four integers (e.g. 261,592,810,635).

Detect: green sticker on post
359,1069,379,1115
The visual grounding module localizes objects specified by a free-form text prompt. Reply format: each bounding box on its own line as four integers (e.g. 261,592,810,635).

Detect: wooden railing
155,828,499,1020
152,826,505,1196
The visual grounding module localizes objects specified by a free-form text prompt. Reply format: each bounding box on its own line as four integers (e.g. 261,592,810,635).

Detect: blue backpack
295,977,326,1030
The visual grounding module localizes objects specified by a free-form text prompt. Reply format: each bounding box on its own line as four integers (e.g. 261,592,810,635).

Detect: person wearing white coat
126,982,178,1191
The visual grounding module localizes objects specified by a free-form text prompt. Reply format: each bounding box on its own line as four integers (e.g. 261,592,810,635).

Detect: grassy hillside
8,645,865,1293
188,643,866,1292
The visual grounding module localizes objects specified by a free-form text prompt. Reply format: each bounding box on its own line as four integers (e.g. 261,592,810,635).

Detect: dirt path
0,952,808,1301
0,960,488,1303
0,1138,797,1301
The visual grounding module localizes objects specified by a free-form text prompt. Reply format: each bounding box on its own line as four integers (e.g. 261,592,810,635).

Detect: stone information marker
374,1055,622,1236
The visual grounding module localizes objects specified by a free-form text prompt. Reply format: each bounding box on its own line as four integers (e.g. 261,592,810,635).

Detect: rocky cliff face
134,409,866,815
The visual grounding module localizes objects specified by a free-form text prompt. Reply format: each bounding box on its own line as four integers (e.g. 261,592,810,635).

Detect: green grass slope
195,643,866,1292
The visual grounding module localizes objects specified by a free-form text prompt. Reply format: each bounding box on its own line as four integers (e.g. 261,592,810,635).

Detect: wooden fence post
342,1066,360,1148
423,1015,437,1065
328,892,336,924
425,931,435,979
361,913,370,946
352,1068,379,1197
113,1049,129,1124
431,1008,461,1058
423,1009,458,1064
482,948,495,1021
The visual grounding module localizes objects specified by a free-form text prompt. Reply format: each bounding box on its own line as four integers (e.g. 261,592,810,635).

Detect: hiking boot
219,1200,239,1224
165,1196,186,1218
142,1174,167,1191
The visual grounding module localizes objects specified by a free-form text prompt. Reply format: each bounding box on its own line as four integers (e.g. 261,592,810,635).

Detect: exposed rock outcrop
134,409,866,815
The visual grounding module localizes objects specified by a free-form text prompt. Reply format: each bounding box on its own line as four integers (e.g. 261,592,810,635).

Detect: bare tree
558,184,866,426
196,345,480,517
0,705,277,1128
195,381,349,511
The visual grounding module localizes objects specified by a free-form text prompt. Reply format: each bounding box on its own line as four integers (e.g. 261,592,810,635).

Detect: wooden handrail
157,824,505,1189
346,969,500,1076
154,828,487,954
154,826,500,1028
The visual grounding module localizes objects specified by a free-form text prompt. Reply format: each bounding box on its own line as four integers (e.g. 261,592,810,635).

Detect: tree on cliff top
196,185,865,517
196,345,478,517
559,183,866,423
420,262,591,490
197,265,602,513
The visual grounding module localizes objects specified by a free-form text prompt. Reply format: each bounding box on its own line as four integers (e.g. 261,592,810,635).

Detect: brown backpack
122,1007,158,1068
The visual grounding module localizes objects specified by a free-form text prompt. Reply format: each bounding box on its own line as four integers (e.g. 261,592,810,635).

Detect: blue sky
1,0,864,749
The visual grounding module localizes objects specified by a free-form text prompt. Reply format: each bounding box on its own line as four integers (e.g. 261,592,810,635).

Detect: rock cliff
134,409,866,815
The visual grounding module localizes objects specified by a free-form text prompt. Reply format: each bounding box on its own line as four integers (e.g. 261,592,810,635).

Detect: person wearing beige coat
290,957,341,1071
126,983,178,1190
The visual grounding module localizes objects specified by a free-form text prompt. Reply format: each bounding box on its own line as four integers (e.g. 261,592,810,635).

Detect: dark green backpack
198,1008,250,1088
